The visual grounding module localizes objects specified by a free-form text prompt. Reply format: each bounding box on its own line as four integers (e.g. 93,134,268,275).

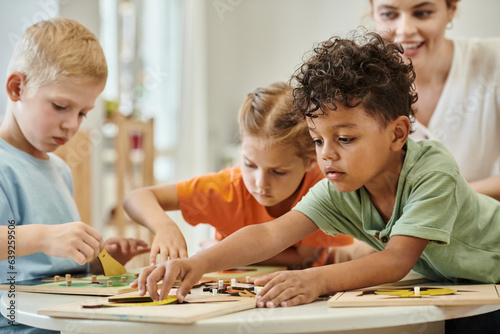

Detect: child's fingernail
257,301,264,307
267,301,274,308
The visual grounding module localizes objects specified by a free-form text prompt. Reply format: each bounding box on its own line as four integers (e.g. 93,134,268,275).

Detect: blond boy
0,18,148,331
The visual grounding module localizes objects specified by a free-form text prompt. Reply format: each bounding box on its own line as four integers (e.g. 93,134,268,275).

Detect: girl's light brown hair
8,17,108,96
238,82,315,161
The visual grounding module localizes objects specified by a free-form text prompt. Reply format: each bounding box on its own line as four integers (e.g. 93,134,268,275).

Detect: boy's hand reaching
103,237,150,265
88,237,150,275
149,225,188,265
42,222,103,265
253,269,322,308
131,258,204,302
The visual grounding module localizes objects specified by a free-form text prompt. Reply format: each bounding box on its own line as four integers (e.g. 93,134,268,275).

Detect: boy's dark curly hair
291,31,417,127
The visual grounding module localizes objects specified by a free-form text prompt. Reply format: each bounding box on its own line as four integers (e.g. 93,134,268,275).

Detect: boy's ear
390,116,411,151
6,71,25,102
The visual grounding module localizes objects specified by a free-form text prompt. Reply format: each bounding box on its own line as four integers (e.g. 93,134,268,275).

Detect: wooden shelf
105,114,155,237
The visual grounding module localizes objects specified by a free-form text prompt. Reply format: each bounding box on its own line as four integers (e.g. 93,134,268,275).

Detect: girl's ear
6,72,25,102
304,157,317,171
391,116,411,151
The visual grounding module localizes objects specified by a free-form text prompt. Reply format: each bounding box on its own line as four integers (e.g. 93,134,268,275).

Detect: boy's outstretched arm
134,210,319,302
254,234,429,308
257,243,324,269
124,184,188,264
0,222,103,264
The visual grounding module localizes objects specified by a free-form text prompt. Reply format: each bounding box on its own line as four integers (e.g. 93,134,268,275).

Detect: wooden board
38,293,256,324
0,273,138,296
328,284,500,308
202,265,286,282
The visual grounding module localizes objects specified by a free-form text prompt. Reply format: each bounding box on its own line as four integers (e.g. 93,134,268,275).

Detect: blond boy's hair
238,82,315,161
7,17,108,96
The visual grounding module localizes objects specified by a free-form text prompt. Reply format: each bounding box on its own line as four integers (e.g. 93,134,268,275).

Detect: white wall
0,0,57,119
205,0,500,171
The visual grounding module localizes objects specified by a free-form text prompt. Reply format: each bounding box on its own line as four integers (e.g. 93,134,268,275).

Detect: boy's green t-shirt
294,138,500,283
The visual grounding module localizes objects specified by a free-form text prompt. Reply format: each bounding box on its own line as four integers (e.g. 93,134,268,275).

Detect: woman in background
370,0,500,200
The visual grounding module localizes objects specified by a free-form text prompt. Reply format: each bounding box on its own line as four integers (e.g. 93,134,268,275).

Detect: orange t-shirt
176,165,353,249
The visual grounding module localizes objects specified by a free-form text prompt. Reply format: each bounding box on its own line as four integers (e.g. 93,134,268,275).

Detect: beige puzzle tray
38,293,256,324
328,284,500,307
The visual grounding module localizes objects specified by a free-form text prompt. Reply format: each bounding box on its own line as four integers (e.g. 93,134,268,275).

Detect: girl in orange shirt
124,82,355,268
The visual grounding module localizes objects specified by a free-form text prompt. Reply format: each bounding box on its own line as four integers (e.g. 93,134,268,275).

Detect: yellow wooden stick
97,248,126,276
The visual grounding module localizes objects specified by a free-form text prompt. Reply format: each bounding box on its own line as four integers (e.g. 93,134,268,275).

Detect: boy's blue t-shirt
294,138,500,283
0,138,87,331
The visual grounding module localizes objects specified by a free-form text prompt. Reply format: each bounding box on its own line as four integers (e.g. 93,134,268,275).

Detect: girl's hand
103,237,150,265
149,226,188,265
132,258,204,302
253,269,322,308
41,222,103,265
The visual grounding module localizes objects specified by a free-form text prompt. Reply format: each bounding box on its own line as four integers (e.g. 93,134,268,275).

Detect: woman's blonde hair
7,17,108,96
238,82,315,161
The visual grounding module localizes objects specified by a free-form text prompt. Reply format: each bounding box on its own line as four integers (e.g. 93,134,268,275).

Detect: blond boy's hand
41,222,104,265
253,269,322,308
149,226,188,265
132,258,203,302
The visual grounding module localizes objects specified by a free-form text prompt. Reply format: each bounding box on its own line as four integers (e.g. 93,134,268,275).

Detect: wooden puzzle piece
97,248,126,276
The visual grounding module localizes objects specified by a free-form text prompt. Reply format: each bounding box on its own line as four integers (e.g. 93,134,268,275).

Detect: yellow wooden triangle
97,248,126,276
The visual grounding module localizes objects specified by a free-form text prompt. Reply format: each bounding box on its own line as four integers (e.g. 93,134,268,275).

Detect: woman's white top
410,38,500,182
